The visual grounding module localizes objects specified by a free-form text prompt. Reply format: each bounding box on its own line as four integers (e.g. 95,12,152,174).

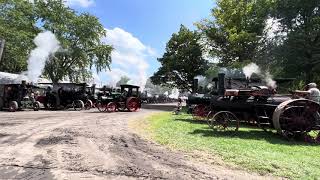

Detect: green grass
143,112,320,179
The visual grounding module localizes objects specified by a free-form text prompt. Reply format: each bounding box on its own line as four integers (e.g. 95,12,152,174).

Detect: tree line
151,0,320,91
0,0,112,83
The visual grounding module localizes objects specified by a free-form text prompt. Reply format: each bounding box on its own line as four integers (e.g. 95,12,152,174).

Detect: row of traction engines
0,81,141,112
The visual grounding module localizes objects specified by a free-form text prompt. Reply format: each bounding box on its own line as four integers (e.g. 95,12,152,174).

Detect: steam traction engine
0,83,41,112
96,84,141,112
206,73,320,143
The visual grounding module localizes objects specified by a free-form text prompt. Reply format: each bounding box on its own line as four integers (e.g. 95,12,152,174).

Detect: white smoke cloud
242,63,261,79
164,91,169,96
242,63,277,89
169,88,180,99
264,71,277,89
27,31,60,83
102,27,155,91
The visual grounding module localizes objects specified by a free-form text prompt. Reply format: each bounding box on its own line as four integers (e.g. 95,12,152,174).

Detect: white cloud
64,0,94,7
101,27,156,91
28,0,95,8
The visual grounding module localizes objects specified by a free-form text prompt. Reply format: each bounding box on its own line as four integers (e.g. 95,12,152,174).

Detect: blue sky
69,0,215,87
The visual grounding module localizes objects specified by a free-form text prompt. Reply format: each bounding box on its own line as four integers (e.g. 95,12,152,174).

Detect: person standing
306,83,320,103
293,83,320,103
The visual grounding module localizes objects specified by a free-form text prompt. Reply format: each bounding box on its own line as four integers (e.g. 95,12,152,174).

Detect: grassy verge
133,112,320,179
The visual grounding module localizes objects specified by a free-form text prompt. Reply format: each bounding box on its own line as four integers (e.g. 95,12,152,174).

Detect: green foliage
141,112,320,179
0,0,38,73
151,25,208,92
0,0,112,83
35,0,112,83
198,0,271,66
272,0,320,83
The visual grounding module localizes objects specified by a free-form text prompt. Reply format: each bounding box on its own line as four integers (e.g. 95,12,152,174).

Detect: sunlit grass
144,112,320,179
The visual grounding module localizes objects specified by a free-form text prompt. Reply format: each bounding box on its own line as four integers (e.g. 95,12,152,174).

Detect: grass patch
141,112,320,179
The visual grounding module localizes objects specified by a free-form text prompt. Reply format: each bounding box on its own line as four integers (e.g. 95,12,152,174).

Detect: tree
116,76,130,87
272,0,320,83
197,0,271,66
0,0,38,73
35,0,112,83
151,25,208,92
0,0,112,83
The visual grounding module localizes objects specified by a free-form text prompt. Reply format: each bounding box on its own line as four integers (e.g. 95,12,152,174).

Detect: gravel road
0,105,273,180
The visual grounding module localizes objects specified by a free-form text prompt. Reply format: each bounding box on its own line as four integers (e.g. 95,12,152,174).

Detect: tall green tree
0,0,112,83
197,0,271,66
35,0,112,83
272,0,320,83
0,0,38,73
151,25,208,92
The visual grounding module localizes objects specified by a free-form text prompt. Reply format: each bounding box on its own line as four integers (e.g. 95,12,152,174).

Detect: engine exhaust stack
218,73,225,96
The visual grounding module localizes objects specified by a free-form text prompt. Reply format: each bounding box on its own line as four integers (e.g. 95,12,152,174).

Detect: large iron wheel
96,101,107,112
106,102,117,113
9,101,18,112
126,97,140,112
273,99,320,142
73,100,84,111
209,111,239,132
206,110,215,127
33,101,41,111
84,99,93,110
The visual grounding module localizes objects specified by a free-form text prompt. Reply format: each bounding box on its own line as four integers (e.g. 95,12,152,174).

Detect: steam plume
264,71,277,89
242,63,277,89
169,88,180,99
242,63,261,79
27,31,60,83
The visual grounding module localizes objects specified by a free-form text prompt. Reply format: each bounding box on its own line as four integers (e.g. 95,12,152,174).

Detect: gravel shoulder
0,106,276,179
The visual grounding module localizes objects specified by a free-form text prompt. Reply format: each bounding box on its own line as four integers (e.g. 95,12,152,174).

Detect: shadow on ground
173,116,318,146
190,128,319,146
141,103,177,112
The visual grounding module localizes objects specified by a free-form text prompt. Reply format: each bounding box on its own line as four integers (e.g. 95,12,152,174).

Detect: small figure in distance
173,97,183,115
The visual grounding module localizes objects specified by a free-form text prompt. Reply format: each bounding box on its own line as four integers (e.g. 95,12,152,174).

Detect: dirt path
0,107,273,180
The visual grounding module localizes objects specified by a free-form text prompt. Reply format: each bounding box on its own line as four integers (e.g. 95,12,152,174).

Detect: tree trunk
0,39,5,63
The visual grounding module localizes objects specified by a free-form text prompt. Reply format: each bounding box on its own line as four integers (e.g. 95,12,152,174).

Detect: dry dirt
0,105,276,180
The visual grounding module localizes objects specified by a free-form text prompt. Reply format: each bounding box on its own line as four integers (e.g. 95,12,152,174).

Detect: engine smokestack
218,73,225,96
193,78,198,93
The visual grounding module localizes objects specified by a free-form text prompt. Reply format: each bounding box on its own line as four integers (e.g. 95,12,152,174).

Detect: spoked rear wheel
273,99,320,142
73,100,84,111
106,102,117,113
206,110,215,127
9,101,18,112
96,101,107,112
210,111,239,132
84,100,93,110
126,97,140,112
